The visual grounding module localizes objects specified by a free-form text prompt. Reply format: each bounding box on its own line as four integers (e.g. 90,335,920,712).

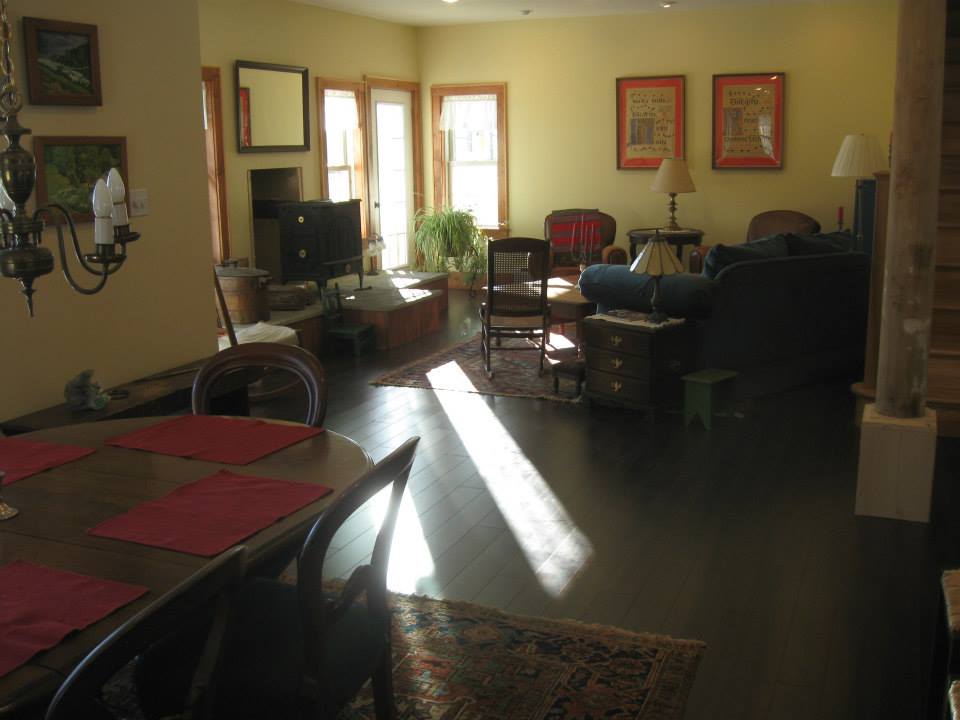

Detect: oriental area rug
342,591,705,720
372,334,581,403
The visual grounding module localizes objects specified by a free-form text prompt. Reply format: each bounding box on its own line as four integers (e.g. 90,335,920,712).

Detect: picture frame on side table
712,72,784,169
616,75,684,169
23,17,102,106
33,136,128,224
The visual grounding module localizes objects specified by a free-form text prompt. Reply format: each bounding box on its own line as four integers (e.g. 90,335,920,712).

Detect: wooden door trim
202,66,230,262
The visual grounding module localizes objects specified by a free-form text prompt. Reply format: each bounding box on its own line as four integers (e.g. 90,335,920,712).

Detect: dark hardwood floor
262,289,960,719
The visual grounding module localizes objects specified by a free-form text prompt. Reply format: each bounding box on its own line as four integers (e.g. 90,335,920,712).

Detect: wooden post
856,0,944,523
875,0,945,417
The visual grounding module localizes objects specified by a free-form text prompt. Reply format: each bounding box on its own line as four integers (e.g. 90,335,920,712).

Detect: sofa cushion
785,231,855,256
578,264,716,319
702,235,789,279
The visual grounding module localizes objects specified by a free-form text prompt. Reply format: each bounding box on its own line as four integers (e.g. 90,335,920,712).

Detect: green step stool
683,368,738,430
326,322,376,357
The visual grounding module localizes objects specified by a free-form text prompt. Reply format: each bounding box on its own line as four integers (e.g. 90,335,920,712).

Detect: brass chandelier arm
42,203,126,277
33,204,117,295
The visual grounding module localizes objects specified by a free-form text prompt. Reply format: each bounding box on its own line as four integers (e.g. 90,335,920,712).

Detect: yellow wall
3,0,215,420
198,0,419,262
416,2,897,247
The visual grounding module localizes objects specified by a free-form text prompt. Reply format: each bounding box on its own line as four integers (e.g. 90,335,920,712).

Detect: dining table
0,415,372,717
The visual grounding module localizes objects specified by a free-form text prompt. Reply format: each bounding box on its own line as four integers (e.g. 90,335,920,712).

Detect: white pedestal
855,403,937,523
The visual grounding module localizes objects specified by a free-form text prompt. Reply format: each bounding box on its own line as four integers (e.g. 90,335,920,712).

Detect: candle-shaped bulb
106,168,129,226
0,180,14,214
93,179,114,247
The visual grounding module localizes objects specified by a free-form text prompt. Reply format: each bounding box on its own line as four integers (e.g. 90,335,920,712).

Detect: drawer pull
611,335,623,347
298,249,307,259
610,381,622,393
611,358,623,369
298,215,305,224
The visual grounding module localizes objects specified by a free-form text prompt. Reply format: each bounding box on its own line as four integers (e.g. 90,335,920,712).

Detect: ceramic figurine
64,370,110,411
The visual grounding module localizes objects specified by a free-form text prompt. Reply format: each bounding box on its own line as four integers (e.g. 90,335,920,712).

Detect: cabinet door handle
610,381,622,393
611,358,623,369
297,215,305,224
611,335,623,347
298,249,307,259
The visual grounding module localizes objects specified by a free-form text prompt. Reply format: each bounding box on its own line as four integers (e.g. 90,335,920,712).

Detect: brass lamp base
664,193,681,231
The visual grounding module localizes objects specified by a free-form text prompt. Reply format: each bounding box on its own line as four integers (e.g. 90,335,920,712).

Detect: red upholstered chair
544,209,616,275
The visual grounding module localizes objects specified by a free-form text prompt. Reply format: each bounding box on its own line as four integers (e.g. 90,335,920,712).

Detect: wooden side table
583,315,694,411
627,227,704,264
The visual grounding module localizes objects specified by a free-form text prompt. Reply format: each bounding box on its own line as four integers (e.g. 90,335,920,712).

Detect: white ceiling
292,0,829,27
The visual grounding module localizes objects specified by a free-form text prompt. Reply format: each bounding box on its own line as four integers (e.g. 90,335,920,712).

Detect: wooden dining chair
192,342,328,428
44,547,247,720
480,237,551,378
137,438,419,720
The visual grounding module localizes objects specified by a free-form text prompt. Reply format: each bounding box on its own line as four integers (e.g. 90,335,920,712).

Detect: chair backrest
192,342,328,427
544,209,616,267
746,210,821,242
45,547,247,720
485,237,550,318
296,437,420,686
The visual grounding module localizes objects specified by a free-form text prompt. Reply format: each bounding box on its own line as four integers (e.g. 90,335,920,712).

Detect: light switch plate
129,188,149,217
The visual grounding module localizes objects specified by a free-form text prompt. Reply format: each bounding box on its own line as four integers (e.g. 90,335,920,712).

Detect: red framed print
712,73,784,169
616,75,684,169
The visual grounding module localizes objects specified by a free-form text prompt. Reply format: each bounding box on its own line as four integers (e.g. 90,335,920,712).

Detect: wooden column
856,0,944,523
875,0,945,417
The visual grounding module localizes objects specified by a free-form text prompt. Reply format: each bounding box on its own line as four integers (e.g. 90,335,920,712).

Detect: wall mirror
235,60,309,153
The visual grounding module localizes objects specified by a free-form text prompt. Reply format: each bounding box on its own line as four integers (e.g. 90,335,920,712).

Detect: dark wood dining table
0,416,372,717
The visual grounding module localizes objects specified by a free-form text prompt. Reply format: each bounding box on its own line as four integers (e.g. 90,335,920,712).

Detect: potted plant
413,206,487,291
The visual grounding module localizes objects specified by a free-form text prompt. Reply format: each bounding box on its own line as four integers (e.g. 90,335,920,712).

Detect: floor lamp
831,134,883,252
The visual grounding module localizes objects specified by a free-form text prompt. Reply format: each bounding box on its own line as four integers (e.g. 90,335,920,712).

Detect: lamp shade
631,234,684,277
831,134,883,178
650,159,696,194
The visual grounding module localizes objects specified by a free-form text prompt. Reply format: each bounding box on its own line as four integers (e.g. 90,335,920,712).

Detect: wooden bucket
215,266,270,323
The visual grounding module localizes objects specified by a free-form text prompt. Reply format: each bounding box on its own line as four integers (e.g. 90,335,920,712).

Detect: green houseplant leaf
413,207,487,287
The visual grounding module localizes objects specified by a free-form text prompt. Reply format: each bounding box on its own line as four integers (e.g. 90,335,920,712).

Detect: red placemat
105,415,323,465
0,561,147,678
89,469,334,556
0,437,96,485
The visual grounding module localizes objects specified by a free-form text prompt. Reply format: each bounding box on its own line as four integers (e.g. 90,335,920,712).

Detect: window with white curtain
431,84,507,233
323,88,361,203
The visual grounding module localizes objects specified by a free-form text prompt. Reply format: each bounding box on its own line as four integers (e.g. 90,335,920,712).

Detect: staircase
927,0,960,434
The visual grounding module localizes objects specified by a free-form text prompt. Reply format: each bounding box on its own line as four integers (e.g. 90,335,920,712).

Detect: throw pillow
785,231,855,256
702,234,789,279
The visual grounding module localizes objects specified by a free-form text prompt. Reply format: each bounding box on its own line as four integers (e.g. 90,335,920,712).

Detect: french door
369,87,415,269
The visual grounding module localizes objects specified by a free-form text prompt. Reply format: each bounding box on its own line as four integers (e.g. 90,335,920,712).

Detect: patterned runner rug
372,334,582,402
343,591,705,720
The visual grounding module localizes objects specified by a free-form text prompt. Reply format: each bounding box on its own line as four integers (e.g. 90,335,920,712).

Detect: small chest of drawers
583,316,694,410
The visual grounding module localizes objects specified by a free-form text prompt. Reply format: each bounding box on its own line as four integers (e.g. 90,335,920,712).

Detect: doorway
368,85,418,269
202,67,230,263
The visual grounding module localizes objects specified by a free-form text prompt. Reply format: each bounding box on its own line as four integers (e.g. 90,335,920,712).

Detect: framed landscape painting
23,17,102,106
616,75,684,169
712,72,784,169
34,137,127,223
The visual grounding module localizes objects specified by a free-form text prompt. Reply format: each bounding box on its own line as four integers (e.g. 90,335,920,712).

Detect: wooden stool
682,368,738,430
326,323,375,357
552,357,586,396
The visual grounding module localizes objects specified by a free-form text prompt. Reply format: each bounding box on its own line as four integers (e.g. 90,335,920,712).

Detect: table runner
89,469,333,556
0,437,96,485
105,415,323,465
0,561,147,678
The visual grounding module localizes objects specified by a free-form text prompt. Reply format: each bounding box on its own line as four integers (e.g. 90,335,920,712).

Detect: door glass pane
376,101,409,269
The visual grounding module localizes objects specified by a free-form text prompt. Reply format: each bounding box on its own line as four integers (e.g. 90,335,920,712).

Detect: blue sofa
578,234,870,397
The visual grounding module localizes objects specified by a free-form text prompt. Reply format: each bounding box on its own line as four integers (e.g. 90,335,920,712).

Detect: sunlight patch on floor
370,484,435,594
427,361,593,597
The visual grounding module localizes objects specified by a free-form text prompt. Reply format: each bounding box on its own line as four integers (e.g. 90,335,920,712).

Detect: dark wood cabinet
278,199,363,287
584,316,693,410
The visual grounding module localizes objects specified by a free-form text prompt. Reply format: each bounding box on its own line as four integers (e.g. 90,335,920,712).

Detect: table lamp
650,159,696,230
831,134,883,249
630,229,683,324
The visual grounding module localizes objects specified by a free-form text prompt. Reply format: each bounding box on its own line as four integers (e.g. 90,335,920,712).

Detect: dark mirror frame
234,60,310,153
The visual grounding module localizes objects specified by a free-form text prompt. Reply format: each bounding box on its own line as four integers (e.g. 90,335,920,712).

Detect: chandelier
0,0,139,316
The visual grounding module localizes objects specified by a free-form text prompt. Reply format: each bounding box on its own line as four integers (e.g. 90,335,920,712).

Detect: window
431,84,508,235
317,79,367,234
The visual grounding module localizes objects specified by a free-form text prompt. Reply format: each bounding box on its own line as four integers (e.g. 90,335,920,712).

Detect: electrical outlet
129,188,149,217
